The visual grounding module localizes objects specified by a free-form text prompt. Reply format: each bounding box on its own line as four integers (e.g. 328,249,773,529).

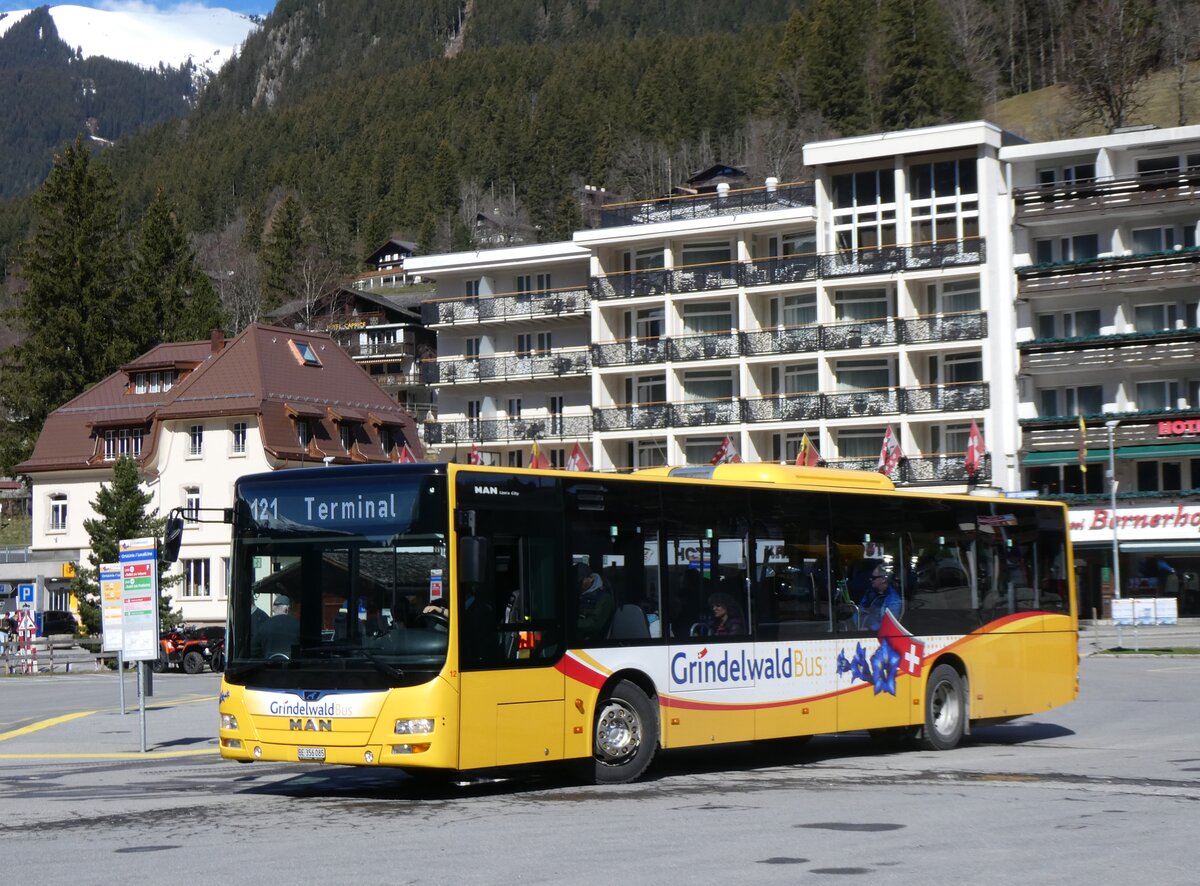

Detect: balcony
421,286,590,326
1013,169,1200,223
337,337,416,359
824,387,903,419
591,338,670,368
1016,246,1200,297
1019,409,1200,450
740,325,822,356
902,311,987,344
1018,328,1200,374
668,331,739,361
822,317,899,350
423,347,589,385
599,181,816,227
670,398,743,428
742,394,823,423
902,381,990,413
425,414,593,445
590,238,986,300
822,453,991,486
593,403,671,432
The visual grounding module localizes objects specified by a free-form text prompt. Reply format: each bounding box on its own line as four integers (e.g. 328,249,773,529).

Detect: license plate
297,747,326,761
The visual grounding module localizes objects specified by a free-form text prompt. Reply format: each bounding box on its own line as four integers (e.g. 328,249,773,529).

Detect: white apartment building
1003,125,1200,619
410,121,1016,490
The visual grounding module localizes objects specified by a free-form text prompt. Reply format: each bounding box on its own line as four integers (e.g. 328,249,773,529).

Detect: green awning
1022,449,1107,466
1116,443,1200,459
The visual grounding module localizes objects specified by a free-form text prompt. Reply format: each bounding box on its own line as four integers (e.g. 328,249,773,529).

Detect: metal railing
423,348,589,384
420,286,590,326
599,181,816,227
424,414,593,445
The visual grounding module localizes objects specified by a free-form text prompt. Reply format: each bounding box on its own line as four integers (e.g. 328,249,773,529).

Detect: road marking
0,748,216,760
0,710,96,742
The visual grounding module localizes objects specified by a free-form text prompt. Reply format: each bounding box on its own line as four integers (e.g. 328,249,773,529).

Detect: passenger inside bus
857,564,902,630
707,591,745,635
576,565,614,641
257,594,301,658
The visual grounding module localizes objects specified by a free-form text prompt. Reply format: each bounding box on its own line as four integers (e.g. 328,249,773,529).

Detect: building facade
1003,125,1200,619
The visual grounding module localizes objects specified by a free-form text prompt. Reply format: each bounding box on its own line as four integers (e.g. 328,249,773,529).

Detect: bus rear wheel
593,680,657,785
920,663,965,751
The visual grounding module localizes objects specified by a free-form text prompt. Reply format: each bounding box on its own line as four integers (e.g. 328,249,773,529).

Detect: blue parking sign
17,583,33,605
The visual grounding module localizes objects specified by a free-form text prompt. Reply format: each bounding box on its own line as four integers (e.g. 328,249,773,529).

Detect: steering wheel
417,612,450,632
268,652,290,662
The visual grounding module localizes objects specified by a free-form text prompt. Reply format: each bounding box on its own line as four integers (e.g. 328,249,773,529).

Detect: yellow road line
0,748,216,760
0,710,95,742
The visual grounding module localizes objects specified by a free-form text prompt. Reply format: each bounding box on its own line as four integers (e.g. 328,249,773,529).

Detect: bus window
830,493,906,633
748,488,833,640
903,499,982,635
565,477,663,645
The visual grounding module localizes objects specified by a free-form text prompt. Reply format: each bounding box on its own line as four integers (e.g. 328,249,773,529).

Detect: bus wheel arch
919,657,967,751
592,672,659,785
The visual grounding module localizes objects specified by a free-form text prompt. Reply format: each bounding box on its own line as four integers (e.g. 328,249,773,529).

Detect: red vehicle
150,626,225,674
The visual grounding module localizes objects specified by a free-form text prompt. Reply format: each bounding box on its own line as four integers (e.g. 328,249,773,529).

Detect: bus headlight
395,718,434,735
221,713,239,730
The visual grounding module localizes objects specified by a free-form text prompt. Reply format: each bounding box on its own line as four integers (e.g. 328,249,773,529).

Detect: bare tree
1068,0,1156,131
940,0,1001,108
194,217,263,335
1158,0,1200,126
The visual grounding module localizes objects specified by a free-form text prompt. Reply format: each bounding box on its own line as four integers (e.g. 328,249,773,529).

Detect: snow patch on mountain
0,4,258,72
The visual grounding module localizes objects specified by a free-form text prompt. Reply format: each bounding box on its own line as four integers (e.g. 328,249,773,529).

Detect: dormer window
289,339,322,367
103,428,144,460
132,370,175,394
297,419,312,448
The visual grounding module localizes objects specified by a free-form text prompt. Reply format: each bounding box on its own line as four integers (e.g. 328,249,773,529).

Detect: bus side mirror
458,536,488,586
161,512,185,563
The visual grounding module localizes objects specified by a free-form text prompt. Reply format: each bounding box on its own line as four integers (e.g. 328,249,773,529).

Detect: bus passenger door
456,524,566,770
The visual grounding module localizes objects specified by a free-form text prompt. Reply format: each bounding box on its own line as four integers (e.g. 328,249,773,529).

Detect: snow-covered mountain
0,4,258,74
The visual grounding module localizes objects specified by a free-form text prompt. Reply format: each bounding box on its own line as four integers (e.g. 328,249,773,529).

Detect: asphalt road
1,656,1196,885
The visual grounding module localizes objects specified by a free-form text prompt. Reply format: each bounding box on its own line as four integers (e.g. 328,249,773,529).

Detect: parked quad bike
149,627,223,674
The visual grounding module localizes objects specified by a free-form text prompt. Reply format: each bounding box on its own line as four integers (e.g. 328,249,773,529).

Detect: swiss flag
710,435,743,465
566,442,592,472
796,432,821,467
878,610,924,678
468,443,482,465
530,440,551,469
398,443,418,464
877,424,903,476
965,419,986,479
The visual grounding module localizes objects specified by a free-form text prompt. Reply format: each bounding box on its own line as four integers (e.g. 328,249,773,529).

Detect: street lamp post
1106,419,1121,643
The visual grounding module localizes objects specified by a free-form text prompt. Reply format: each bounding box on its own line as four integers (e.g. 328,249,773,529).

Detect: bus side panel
835,648,914,733
959,629,1027,720
459,669,565,768
1021,614,1080,713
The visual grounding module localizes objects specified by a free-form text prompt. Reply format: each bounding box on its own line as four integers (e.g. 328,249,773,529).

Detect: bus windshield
225,468,449,690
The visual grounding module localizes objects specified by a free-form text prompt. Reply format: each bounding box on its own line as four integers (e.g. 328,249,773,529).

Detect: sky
0,2,275,14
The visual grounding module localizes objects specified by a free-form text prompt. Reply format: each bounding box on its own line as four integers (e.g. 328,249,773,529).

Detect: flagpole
1106,419,1122,645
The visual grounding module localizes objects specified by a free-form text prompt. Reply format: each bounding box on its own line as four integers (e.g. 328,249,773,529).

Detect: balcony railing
425,414,593,445
822,317,900,350
1016,246,1200,296
742,394,823,422
599,181,816,227
902,311,987,344
1018,327,1200,374
421,286,590,326
902,382,990,413
423,348,589,384
668,331,740,361
1013,168,1200,221
822,453,991,485
823,388,903,418
591,338,671,367
740,325,823,356
593,403,671,432
591,238,986,300
337,338,416,359
671,398,743,428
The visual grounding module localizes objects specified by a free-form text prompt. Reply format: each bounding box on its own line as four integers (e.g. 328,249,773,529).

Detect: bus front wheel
593,680,657,785
920,663,965,751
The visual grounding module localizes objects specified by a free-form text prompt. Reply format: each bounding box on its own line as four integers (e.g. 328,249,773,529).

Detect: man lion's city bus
217,462,1078,784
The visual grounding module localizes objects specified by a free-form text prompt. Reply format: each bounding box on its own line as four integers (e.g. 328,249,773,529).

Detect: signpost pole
118,651,126,715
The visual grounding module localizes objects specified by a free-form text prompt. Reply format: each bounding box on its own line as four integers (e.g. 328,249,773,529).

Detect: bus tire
920,663,965,751
593,680,657,785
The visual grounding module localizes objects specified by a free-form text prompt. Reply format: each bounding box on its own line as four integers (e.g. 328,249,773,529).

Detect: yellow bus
217,461,1078,783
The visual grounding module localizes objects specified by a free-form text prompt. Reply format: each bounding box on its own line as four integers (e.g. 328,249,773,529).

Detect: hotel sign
1158,418,1200,436
1068,504,1200,542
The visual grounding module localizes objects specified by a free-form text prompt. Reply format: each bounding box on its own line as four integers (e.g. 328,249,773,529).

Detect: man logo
289,718,332,732
474,485,499,495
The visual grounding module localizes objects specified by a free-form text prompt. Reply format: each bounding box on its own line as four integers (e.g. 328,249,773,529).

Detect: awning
1022,449,1107,466
1116,443,1200,459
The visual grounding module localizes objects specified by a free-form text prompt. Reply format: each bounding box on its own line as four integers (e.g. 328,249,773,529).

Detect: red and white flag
965,419,986,479
710,435,743,465
796,432,821,467
878,610,924,678
566,442,592,472
468,443,482,465
878,424,903,476
529,440,551,470
398,443,418,464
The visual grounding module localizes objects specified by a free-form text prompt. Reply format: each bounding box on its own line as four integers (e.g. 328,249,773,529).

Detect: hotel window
1034,233,1100,264
1136,460,1193,492
628,439,668,469
231,422,247,455
515,274,533,295
508,450,524,468
1038,385,1103,417
1131,225,1193,254
627,307,664,341
188,425,204,457
771,293,816,327
1036,309,1101,339
103,428,144,460
627,375,666,406
536,332,552,355
834,288,889,321
837,429,886,459
1136,380,1182,412
1137,154,1200,177
774,364,818,395
909,157,979,244
507,398,522,418
623,248,665,272
684,436,726,465
296,418,312,448
682,369,734,401
938,351,983,384
465,279,481,299
931,423,972,454
782,232,817,257
1134,303,1178,332
832,167,897,252
536,273,553,292
926,279,980,314
464,337,481,361
835,359,891,391
184,486,200,523
49,494,67,531
681,301,733,334
515,333,532,358
548,396,564,434
181,559,211,598
467,400,482,434
1027,464,1103,496
1036,163,1095,185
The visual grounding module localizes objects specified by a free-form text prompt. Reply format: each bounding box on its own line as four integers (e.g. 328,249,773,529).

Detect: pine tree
259,193,305,309
125,189,225,348
71,457,181,634
0,138,131,475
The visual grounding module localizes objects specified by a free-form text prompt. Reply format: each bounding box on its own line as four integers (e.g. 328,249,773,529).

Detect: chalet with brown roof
17,324,423,625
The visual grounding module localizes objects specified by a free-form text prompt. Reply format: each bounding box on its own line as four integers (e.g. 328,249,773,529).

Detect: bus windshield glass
225,468,449,689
